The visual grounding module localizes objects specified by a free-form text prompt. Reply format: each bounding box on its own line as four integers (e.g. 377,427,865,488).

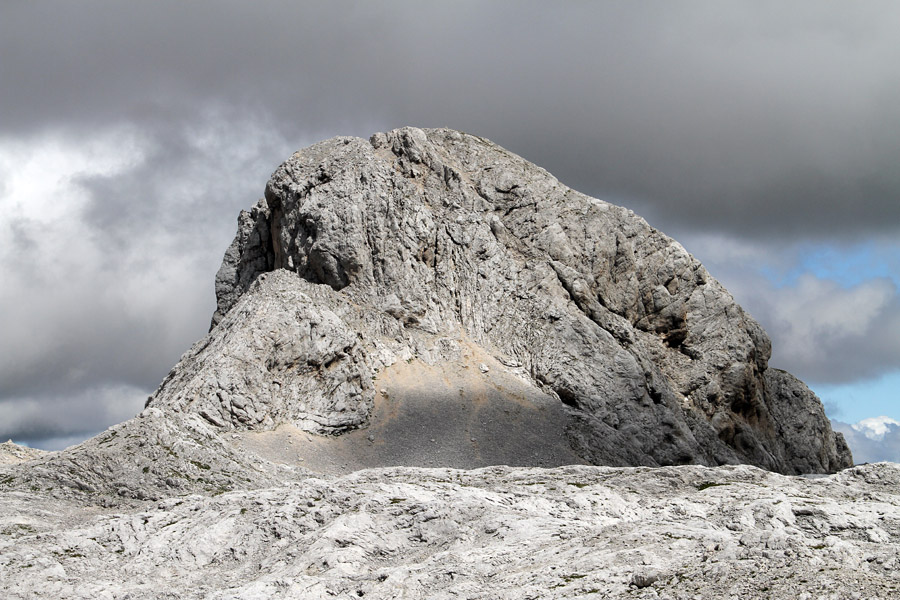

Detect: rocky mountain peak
196,126,850,475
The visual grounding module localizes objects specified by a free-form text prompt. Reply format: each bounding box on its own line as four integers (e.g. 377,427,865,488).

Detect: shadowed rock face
202,126,850,475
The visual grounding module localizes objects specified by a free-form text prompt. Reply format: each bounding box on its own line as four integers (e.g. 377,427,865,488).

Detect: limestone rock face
160,272,374,435
208,127,850,474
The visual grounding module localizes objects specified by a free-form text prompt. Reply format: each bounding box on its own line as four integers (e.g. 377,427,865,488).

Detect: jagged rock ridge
200,126,849,474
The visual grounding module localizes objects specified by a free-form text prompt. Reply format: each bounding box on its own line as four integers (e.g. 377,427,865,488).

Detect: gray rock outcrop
159,272,374,435
204,126,849,474
12,126,845,504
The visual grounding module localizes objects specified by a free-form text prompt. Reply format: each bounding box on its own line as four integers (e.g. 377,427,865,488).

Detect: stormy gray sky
1,1,898,459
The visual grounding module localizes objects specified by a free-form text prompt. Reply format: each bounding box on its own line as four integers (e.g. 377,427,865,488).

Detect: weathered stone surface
3,463,899,599
0,440,46,465
212,199,275,329
0,406,305,502
210,127,850,474
159,271,374,435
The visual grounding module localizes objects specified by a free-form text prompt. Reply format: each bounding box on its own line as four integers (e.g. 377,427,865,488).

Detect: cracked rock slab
2,463,899,599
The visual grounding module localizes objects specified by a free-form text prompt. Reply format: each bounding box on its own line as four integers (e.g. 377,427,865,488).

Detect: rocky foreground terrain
1,127,878,598
3,458,900,599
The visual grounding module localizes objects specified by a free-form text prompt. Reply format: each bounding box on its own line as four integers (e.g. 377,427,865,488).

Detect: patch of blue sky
811,370,900,424
761,242,900,289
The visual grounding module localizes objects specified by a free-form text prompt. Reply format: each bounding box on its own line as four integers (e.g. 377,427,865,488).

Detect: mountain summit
175,126,849,474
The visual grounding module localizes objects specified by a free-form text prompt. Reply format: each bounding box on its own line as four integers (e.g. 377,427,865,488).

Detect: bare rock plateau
2,127,881,599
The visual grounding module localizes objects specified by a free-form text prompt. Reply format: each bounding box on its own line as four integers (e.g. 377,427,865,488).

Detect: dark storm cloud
3,1,899,240
2,1,899,447
0,384,147,450
74,108,294,250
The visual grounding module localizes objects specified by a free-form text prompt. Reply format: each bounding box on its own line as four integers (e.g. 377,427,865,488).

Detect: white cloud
0,129,152,381
763,274,893,367
678,233,900,385
0,115,300,446
0,127,147,219
851,416,900,441
833,419,900,464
